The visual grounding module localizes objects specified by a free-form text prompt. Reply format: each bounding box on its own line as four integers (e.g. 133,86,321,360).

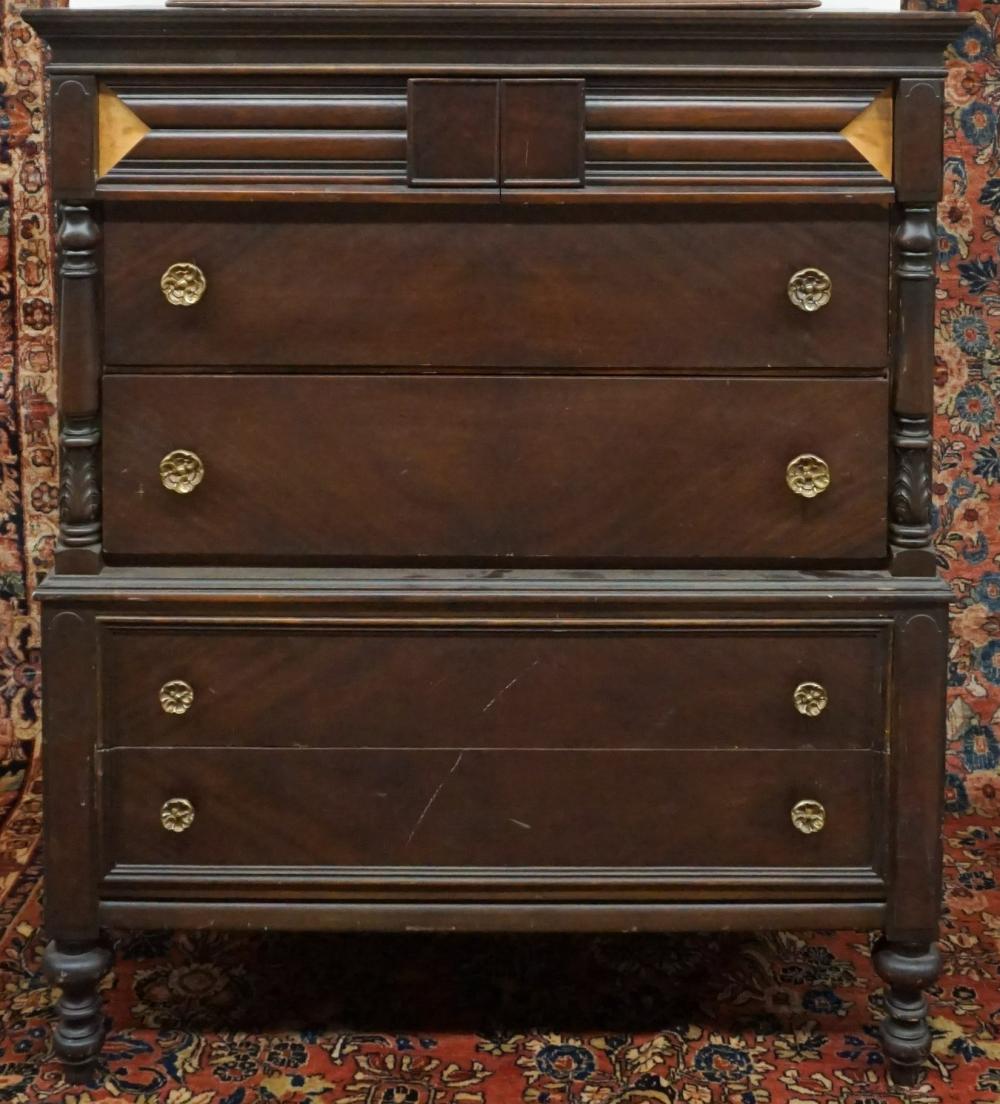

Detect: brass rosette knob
793,682,829,718
787,267,832,312
791,799,826,835
786,454,830,499
159,679,194,715
160,449,204,494
161,262,206,307
160,797,195,833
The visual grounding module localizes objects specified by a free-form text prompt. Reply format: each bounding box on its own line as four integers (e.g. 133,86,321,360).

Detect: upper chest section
32,6,966,205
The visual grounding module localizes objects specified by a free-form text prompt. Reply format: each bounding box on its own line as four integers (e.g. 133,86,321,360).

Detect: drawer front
102,374,889,564
93,79,892,197
102,624,888,752
103,205,888,369
102,746,881,871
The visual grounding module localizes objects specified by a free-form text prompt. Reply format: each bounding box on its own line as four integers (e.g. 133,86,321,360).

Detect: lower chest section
84,602,901,907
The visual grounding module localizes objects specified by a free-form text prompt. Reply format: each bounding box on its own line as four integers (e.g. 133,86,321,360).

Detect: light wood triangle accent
98,86,150,178
840,86,893,181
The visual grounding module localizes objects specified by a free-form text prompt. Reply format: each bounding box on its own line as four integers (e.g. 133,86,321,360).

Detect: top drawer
103,204,889,370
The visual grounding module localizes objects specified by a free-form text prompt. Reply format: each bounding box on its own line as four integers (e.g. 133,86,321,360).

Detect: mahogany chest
27,0,970,1085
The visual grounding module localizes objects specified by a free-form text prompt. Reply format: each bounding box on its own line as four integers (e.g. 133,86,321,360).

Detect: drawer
101,623,888,751
103,204,888,370
102,374,889,564
101,747,881,871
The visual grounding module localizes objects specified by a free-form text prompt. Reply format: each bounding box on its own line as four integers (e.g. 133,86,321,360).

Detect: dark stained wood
103,205,890,369
873,939,942,1086
885,611,947,943
102,746,880,870
587,131,864,165
501,79,584,187
169,1,822,8
101,623,888,751
115,87,408,131
890,207,936,577
25,11,971,115
41,566,954,610
50,77,96,199
28,0,967,1080
586,88,876,132
408,79,500,187
42,942,113,1082
100,899,887,933
56,205,103,575
893,78,944,202
42,609,101,940
134,129,407,163
102,374,890,563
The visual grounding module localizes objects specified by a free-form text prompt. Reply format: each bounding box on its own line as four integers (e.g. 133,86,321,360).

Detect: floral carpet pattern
0,0,999,1101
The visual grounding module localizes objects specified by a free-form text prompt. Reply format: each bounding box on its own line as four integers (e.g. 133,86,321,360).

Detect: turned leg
872,937,941,1086
43,939,113,1079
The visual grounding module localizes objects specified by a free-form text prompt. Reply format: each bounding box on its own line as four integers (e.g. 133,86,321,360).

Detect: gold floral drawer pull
793,682,829,718
787,267,832,312
160,449,204,494
161,262,206,307
791,799,826,835
786,454,830,499
160,797,195,834
159,680,194,715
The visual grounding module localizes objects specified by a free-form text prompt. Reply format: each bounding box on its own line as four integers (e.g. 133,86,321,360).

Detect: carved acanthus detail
59,416,101,548
890,415,933,550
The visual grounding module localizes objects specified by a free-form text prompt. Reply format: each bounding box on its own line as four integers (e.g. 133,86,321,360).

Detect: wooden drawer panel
103,205,888,369
102,747,881,871
102,624,887,751
102,374,889,564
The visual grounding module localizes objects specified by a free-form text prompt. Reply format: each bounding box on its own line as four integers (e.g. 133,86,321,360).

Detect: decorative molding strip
97,81,408,184
585,82,894,188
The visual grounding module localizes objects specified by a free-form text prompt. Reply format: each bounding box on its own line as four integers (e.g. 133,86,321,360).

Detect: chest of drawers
28,0,970,1087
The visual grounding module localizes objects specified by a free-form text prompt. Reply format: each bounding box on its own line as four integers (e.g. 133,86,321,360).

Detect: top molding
27,9,971,77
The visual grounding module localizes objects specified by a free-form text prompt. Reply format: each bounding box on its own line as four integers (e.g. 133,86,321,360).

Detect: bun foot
43,939,113,1079
872,937,940,1087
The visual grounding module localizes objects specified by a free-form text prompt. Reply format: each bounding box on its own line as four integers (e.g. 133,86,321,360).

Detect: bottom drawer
102,746,881,873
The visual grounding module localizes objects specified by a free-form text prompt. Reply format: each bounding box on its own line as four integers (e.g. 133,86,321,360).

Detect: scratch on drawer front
405,751,464,846
481,659,541,713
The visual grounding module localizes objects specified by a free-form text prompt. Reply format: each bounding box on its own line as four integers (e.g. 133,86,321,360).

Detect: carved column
889,78,943,578
56,203,103,574
889,206,935,573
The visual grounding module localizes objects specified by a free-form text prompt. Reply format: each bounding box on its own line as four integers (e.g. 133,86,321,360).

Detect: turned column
42,941,112,1075
55,200,102,575
876,77,949,1086
873,939,942,1086
42,76,112,1074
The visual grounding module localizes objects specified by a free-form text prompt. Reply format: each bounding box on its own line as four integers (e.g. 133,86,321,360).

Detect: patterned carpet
1,0,999,1100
